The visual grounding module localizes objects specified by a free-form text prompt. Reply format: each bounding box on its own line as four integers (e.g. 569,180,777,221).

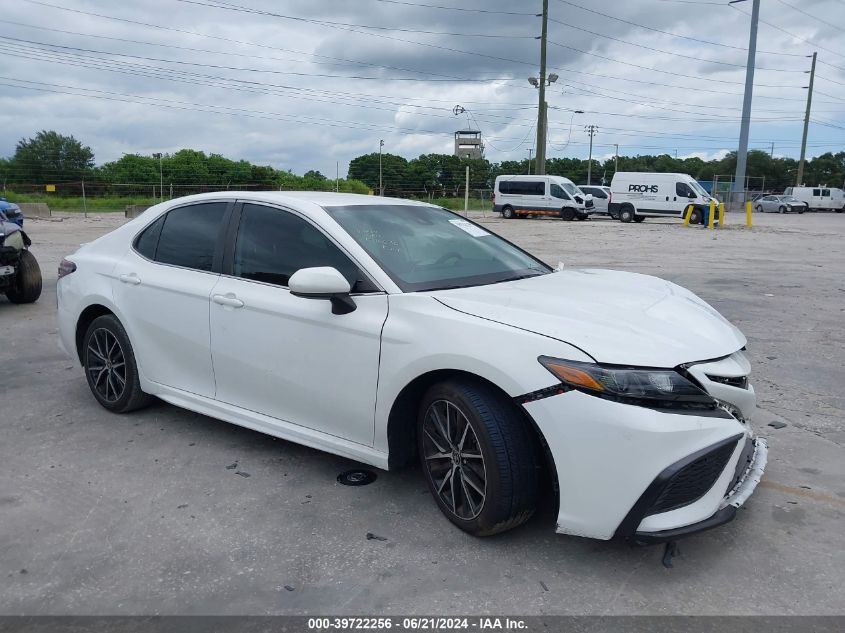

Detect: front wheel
83,315,153,413
5,249,42,304
560,207,576,221
418,379,538,536
779,206,786,214
689,208,702,224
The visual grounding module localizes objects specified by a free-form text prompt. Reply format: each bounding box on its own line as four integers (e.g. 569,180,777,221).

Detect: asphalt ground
1,209,843,615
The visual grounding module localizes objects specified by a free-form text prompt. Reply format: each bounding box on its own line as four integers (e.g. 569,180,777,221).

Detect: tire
837,207,843,213
502,206,515,219
83,315,153,413
418,379,538,536
560,207,576,221
798,208,804,214
619,205,634,223
633,215,645,223
689,208,702,225
755,205,763,213
5,249,42,304
779,206,786,214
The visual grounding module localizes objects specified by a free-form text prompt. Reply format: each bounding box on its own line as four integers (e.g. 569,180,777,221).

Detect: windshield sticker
448,219,490,237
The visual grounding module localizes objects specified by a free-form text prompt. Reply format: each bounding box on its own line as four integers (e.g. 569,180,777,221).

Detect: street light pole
535,0,549,175
731,0,760,206
614,143,619,174
378,139,384,196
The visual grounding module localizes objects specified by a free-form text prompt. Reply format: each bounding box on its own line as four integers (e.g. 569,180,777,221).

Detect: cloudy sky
0,0,843,177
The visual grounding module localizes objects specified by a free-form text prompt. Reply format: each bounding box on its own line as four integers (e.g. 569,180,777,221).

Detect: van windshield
688,181,709,198
560,182,579,195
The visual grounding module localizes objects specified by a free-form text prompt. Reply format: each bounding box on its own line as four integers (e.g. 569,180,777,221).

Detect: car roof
159,190,435,215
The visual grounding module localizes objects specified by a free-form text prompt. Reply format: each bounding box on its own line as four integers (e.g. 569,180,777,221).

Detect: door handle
212,293,244,308
119,273,141,285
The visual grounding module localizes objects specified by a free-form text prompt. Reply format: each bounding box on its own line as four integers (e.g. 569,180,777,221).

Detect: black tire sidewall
620,207,634,223
561,207,575,221
83,315,143,413
5,249,42,304
417,381,535,535
689,208,702,224
502,206,514,219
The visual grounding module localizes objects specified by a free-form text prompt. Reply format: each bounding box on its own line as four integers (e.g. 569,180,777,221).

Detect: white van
609,172,716,224
783,186,844,212
493,175,594,220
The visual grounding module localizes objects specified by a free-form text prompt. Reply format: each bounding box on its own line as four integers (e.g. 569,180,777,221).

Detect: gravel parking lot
1,210,843,615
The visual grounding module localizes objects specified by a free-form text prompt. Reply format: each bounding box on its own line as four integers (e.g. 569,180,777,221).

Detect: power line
552,0,810,58
371,0,537,15
772,0,844,30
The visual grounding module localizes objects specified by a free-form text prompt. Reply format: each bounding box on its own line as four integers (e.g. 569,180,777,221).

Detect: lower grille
647,441,736,515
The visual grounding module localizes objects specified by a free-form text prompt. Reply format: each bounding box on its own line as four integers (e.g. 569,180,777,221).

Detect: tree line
3,130,843,199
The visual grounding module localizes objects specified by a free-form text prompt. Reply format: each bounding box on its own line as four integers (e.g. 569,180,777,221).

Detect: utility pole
154,153,163,202
770,141,775,158
527,149,533,174
535,0,549,175
797,51,817,186
614,143,619,174
731,0,760,207
585,125,598,185
378,139,384,196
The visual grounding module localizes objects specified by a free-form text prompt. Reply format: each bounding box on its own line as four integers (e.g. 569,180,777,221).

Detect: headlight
538,356,716,409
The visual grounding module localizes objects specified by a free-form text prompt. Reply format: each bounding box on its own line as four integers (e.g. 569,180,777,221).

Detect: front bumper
523,385,765,541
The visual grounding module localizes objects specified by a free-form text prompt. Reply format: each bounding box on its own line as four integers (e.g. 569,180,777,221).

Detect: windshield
324,204,551,292
781,196,800,203
689,180,710,197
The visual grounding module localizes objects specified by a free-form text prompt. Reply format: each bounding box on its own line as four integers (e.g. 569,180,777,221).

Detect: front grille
647,441,736,515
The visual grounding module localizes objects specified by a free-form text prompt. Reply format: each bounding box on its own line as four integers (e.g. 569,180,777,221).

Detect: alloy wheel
422,399,487,520
86,328,127,403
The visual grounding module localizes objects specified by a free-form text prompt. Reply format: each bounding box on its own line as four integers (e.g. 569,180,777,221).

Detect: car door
112,200,233,398
208,202,388,446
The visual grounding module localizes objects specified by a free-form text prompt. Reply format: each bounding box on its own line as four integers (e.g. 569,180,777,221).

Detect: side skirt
150,382,391,470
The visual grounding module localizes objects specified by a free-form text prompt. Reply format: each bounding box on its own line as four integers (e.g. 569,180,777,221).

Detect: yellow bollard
718,202,725,227
683,204,693,225
746,200,753,227
708,200,715,229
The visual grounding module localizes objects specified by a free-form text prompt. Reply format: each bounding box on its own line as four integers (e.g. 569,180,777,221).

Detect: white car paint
57,191,764,541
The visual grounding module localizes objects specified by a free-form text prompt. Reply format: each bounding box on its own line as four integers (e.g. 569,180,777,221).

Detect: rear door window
134,215,165,260
155,202,228,272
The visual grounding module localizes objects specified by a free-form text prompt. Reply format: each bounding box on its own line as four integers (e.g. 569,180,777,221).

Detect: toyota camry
57,192,767,542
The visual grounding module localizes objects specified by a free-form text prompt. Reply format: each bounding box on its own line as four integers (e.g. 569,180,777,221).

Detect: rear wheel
5,249,42,304
619,205,634,223
560,207,576,221
418,379,538,536
502,205,515,219
83,315,153,413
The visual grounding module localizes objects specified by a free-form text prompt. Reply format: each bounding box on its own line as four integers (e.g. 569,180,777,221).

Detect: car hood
431,269,746,367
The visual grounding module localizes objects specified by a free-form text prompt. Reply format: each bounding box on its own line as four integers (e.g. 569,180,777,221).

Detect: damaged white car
56,192,766,542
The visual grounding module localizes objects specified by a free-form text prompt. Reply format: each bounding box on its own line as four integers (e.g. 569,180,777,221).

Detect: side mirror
289,267,356,315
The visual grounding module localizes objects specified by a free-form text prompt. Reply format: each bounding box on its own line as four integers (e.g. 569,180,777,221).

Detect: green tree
347,152,408,195
303,170,327,181
13,130,94,183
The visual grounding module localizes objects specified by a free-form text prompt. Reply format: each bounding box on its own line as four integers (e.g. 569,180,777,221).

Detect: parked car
493,175,595,220
578,185,611,215
57,192,766,542
609,172,718,224
783,186,844,212
0,198,23,227
755,195,807,214
0,210,41,303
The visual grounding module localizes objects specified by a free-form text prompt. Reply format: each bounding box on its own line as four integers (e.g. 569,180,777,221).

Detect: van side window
822,189,830,197
813,189,821,196
676,182,695,198
499,181,544,196
550,184,570,200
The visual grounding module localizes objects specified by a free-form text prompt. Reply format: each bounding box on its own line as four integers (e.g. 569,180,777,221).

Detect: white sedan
57,192,766,542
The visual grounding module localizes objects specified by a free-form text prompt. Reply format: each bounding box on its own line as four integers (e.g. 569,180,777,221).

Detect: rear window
498,180,545,196
154,202,228,272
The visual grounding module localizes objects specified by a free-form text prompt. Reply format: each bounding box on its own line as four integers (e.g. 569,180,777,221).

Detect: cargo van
783,186,844,212
493,175,594,220
609,172,716,224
